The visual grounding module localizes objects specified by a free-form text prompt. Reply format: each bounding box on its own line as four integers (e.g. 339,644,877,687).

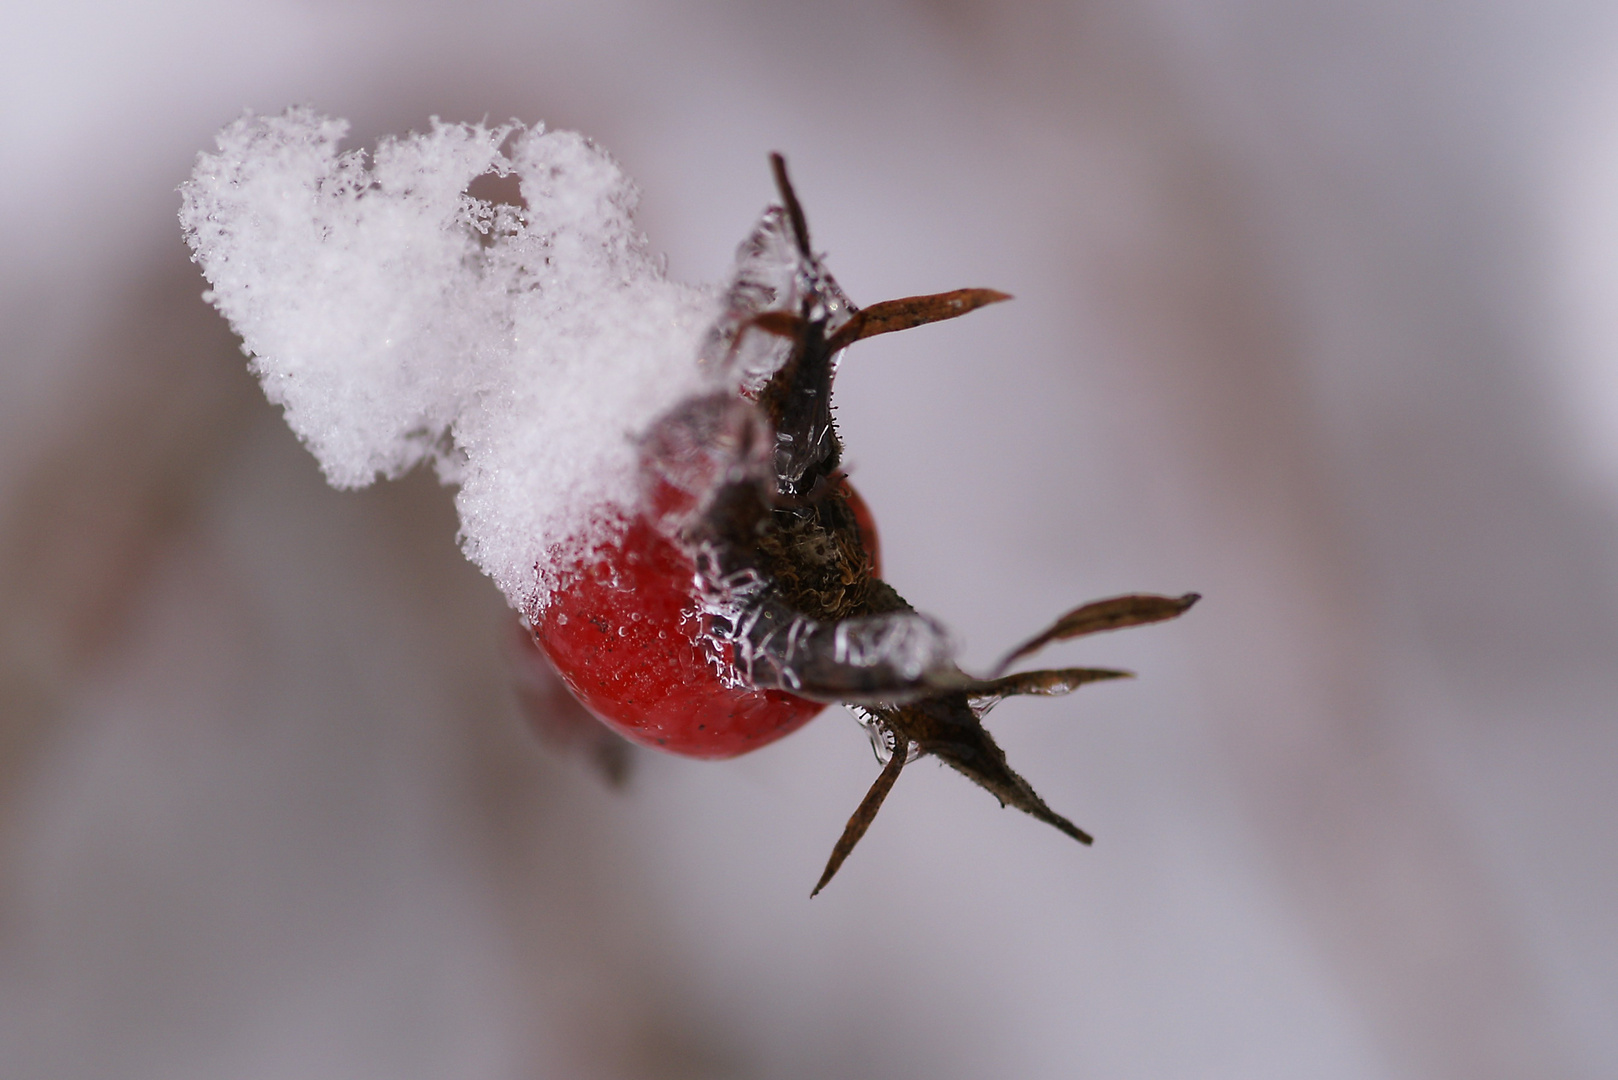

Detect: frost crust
180,108,714,608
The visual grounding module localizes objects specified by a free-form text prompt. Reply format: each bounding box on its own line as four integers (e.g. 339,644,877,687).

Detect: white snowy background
4,1,1617,1078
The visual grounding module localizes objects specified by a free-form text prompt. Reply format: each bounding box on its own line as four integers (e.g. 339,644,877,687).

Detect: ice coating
180,108,715,608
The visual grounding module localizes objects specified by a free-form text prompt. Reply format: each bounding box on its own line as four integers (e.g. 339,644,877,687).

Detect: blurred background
4,1,1617,1077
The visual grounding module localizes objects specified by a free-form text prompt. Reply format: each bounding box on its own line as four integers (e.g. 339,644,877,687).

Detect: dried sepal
769,152,814,257
964,666,1133,712
825,288,1012,352
744,310,804,340
812,741,909,896
993,593,1200,675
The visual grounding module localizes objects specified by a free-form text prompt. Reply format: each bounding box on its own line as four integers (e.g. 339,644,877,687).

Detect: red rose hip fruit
529,515,824,759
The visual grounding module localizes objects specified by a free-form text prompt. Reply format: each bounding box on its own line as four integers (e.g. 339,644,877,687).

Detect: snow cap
181,108,717,609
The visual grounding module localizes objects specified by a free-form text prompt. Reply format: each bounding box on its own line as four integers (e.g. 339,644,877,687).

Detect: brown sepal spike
917,710,1094,848
964,666,1133,702
747,310,805,339
769,152,813,258
812,741,908,896
810,693,1096,896
826,288,1012,352
994,593,1200,676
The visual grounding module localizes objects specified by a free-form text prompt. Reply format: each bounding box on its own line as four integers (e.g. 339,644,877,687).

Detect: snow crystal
180,107,717,610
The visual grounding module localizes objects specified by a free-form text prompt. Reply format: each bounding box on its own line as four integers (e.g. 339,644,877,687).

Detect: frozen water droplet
851,707,919,765
556,613,568,625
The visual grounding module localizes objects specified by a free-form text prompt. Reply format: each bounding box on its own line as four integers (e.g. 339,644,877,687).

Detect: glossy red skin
530,486,881,760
